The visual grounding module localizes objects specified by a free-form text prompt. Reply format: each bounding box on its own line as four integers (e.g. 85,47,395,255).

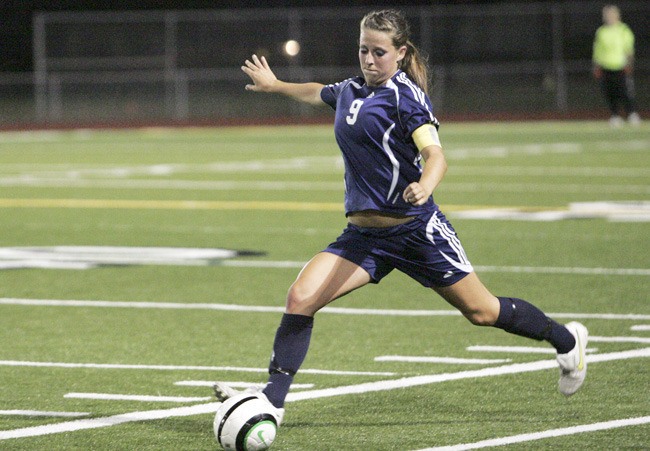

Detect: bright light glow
284,40,301,57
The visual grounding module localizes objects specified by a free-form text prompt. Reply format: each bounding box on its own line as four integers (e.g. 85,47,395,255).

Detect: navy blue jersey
321,70,440,216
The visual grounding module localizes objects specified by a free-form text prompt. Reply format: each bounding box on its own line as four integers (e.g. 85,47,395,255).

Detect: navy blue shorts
323,210,473,288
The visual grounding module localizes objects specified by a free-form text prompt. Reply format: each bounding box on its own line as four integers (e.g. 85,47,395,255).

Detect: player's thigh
286,251,372,315
433,272,500,326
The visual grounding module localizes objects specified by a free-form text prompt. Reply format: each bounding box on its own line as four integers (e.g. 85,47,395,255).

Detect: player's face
602,7,620,25
359,28,407,87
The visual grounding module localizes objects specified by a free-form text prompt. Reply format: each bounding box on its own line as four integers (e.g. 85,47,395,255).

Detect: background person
592,4,640,126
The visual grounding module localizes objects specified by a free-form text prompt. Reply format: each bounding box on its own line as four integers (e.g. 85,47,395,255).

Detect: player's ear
396,45,407,63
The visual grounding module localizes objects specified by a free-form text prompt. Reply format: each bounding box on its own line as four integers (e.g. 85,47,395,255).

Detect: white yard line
65,384,317,403
0,298,288,313
441,182,650,195
471,265,650,277
417,416,650,451
631,325,650,331
2,348,647,441
0,360,395,377
0,410,89,418
1,177,648,195
0,156,343,177
64,393,211,403
2,298,649,320
225,261,650,277
451,166,650,178
0,178,344,191
284,348,650,403
467,345,598,355
550,312,650,320
0,402,222,440
4,160,649,180
590,336,650,344
3,138,646,180
7,256,647,274
446,139,649,160
374,356,511,364
174,381,314,390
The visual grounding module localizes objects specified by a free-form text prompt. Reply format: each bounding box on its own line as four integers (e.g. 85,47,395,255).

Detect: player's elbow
307,95,324,106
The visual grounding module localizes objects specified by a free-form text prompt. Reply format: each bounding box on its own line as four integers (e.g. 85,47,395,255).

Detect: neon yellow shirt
593,22,635,71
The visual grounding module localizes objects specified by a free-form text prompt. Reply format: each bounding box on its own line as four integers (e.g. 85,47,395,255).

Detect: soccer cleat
212,382,241,402
628,112,641,126
212,382,285,426
609,115,624,128
556,321,588,397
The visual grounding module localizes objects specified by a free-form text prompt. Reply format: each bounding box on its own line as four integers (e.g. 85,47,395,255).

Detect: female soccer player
215,9,588,425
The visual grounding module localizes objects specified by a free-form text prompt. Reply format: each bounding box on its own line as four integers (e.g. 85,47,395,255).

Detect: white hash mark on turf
0,348,648,441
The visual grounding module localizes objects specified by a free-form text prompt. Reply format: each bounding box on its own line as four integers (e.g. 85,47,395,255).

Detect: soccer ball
213,393,278,451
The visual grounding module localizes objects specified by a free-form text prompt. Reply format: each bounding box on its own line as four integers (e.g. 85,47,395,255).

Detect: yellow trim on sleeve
412,124,441,151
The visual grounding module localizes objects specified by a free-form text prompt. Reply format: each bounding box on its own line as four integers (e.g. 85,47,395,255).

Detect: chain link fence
1,1,648,126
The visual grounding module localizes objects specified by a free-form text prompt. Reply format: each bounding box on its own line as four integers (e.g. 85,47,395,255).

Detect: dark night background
0,0,607,73
1,0,647,124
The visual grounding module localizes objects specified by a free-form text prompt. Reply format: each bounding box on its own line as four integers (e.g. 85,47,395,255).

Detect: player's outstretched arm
241,54,324,105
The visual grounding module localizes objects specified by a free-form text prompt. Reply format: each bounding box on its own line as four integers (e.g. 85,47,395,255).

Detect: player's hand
241,55,278,92
403,182,430,206
593,66,603,79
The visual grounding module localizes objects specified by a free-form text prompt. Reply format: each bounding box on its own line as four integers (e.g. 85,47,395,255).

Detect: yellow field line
0,198,562,212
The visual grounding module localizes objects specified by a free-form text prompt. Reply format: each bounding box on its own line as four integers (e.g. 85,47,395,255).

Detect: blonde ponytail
401,40,429,93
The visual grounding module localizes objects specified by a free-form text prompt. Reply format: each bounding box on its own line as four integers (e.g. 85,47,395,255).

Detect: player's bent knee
285,282,322,316
285,284,306,313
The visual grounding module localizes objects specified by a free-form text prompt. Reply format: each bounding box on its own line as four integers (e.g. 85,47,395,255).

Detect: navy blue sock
494,297,575,354
262,313,314,408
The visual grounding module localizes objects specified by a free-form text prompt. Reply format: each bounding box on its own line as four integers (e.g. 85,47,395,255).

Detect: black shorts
324,210,473,288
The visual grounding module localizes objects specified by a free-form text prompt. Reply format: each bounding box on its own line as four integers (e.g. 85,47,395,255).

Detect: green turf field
0,121,648,450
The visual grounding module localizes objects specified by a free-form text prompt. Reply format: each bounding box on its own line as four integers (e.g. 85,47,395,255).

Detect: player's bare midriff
347,210,416,228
